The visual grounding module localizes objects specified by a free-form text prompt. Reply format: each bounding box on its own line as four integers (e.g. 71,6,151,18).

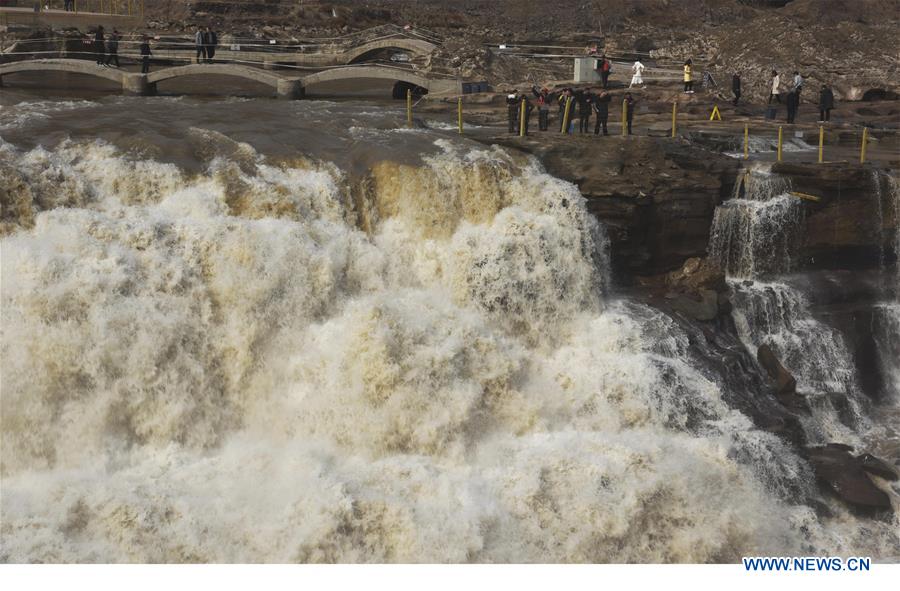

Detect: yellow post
818,126,824,164
621,98,627,137
406,88,412,128
560,96,572,134
671,101,677,138
743,124,749,160
777,126,783,162
519,97,527,137
860,127,868,164
457,97,462,135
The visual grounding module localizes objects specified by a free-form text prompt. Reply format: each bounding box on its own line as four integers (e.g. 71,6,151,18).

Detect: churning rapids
1,92,897,563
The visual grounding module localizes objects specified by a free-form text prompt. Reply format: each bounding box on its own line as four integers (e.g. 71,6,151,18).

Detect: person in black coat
786,89,799,123
94,26,105,65
105,31,120,67
592,90,611,135
732,72,741,106
203,27,218,63
506,91,520,133
818,85,835,122
140,36,153,74
576,89,593,133
623,92,637,135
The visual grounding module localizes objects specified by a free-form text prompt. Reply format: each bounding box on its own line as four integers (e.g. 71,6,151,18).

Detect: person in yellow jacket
683,59,694,93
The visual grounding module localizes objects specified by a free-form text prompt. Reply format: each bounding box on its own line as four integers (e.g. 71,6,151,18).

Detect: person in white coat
630,60,645,88
769,70,781,104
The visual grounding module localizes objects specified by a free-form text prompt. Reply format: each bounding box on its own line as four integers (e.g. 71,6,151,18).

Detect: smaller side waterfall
709,171,802,279
710,168,866,444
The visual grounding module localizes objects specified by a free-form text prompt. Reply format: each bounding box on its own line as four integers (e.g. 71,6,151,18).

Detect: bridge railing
2,24,438,56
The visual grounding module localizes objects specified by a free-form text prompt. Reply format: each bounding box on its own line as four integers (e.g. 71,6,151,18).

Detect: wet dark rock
757,344,797,395
857,453,899,481
667,289,720,321
804,445,893,512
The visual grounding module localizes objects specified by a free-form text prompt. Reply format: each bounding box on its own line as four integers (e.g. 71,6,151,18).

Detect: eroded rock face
773,163,898,271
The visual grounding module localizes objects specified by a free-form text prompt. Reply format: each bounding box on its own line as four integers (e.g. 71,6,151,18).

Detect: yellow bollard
818,126,824,164
457,97,462,135
406,88,412,128
777,126,783,162
860,127,868,164
560,96,572,134
671,102,677,138
743,124,749,160
519,97,527,137
621,98,627,137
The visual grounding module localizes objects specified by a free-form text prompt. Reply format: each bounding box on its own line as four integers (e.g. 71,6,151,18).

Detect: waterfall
2,100,898,562
710,168,866,443
709,170,802,279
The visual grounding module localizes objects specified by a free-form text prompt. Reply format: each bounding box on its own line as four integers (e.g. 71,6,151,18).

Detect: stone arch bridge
0,59,461,98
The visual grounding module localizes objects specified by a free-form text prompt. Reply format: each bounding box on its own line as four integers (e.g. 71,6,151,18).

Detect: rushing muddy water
1,89,898,562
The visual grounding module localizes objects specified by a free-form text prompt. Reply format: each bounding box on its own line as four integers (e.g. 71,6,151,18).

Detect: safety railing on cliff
422,94,898,169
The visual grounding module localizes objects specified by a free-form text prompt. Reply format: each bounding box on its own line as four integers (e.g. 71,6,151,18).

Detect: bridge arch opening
150,74,278,98
0,70,121,94
347,47,415,65
392,80,428,100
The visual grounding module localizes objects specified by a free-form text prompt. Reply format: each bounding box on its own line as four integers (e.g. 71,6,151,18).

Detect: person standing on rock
732,72,741,106
793,71,803,102
532,86,551,131
94,26,106,66
818,84,834,122
630,60,645,88
506,90,520,133
195,27,206,63
599,54,611,89
140,36,153,74
207,28,218,63
769,70,781,104
683,59,694,93
593,90,611,135
623,92,637,135
575,90,591,133
105,30,120,68
786,89,799,123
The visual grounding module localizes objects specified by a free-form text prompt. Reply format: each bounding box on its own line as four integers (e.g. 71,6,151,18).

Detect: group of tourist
91,26,153,72
89,25,220,73
768,70,835,123
507,86,637,136
91,26,121,67
194,27,220,63
508,56,838,136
